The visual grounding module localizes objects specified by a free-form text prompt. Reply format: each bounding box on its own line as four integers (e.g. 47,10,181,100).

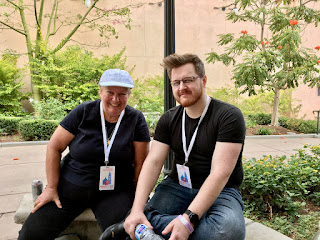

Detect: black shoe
99,220,128,240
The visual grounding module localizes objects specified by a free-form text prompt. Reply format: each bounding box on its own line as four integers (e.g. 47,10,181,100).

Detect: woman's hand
32,186,62,213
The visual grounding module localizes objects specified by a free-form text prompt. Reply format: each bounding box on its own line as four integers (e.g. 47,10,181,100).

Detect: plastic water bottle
313,221,320,240
135,224,164,240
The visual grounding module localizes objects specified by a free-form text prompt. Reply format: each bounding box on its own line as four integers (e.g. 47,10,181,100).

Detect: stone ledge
14,194,96,224
14,194,100,240
15,194,293,240
244,218,292,240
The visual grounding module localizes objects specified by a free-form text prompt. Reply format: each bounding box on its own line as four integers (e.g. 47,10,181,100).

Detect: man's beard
176,88,203,107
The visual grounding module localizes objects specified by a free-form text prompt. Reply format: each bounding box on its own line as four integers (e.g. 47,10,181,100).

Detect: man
101,53,246,240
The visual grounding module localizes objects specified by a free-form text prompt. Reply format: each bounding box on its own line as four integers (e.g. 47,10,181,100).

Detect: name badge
176,164,192,189
99,166,115,190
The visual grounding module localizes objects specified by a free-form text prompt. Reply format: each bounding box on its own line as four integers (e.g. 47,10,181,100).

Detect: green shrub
32,98,66,120
297,120,317,133
19,119,59,141
278,116,289,128
143,113,160,137
248,113,272,125
0,116,23,135
129,75,164,113
242,144,320,216
0,53,27,115
207,86,242,109
245,119,257,128
286,118,303,131
286,118,318,133
256,127,275,135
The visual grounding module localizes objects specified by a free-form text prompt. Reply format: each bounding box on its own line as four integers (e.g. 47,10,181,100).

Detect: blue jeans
145,177,245,240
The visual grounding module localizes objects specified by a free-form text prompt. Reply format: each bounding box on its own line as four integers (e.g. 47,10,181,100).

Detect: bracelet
177,215,194,234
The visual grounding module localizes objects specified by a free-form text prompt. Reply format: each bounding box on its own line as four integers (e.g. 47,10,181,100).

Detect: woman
18,69,151,240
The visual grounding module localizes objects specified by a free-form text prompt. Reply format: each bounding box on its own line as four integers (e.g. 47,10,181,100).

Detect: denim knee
191,188,245,240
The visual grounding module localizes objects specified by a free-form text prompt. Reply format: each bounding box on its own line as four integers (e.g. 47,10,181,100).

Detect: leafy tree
33,46,131,111
207,0,320,126
0,0,131,101
0,53,26,115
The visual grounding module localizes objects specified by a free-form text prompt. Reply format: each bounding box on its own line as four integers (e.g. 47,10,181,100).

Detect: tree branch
45,0,58,42
5,0,21,9
48,22,63,37
302,0,315,5
18,0,34,58
51,0,99,54
0,20,26,35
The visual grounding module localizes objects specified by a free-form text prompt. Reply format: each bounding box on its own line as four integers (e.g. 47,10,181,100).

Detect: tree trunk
271,88,280,126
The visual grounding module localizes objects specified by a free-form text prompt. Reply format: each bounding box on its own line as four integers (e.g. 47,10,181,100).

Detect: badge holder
177,164,192,189
99,165,115,190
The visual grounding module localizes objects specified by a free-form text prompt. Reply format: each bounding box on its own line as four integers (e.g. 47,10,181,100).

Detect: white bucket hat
99,69,134,88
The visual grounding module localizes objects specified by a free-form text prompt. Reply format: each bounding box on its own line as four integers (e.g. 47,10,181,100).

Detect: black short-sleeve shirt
154,97,246,189
60,100,150,190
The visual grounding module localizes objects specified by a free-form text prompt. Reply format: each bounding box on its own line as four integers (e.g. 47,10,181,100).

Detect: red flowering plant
207,0,320,129
241,30,248,34
315,46,320,50
289,19,298,25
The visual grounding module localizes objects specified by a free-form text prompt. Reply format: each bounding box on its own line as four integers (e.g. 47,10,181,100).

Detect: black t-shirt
154,97,246,189
60,100,150,190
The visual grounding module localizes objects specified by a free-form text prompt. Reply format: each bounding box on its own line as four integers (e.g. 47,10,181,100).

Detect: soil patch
0,133,24,142
246,125,300,136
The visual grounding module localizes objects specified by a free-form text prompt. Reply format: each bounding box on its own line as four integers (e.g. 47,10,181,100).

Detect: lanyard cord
182,95,210,164
100,101,125,165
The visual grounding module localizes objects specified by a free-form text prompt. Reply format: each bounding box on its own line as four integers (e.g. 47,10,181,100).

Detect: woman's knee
18,224,51,240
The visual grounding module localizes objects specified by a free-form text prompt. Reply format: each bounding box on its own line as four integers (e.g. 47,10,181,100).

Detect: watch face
186,210,199,226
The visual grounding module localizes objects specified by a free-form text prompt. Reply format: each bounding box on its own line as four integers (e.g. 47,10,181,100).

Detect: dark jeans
18,178,134,240
144,177,246,240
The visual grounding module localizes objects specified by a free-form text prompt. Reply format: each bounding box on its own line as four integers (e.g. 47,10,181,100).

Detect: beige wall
1,0,319,119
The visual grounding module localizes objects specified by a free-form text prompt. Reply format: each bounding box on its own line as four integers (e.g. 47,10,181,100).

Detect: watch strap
185,209,200,227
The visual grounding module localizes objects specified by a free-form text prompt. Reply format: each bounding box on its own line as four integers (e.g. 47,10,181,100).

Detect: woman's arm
132,141,150,185
32,126,75,212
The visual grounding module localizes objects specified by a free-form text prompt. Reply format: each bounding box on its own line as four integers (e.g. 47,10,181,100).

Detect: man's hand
32,186,62,213
124,210,153,240
162,217,191,240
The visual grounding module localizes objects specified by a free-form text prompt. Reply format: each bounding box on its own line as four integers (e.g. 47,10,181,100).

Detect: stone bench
14,194,101,240
15,194,293,240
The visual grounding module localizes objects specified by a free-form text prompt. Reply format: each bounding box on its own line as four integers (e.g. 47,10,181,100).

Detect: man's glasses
170,76,200,87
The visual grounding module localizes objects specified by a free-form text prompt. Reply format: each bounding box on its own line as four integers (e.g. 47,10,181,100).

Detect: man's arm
162,141,242,240
124,140,170,239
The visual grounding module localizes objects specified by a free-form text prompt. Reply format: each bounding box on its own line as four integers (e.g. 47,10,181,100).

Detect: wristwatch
184,209,200,227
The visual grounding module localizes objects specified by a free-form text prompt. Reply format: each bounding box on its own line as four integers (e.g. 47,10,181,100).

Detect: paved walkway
0,134,319,240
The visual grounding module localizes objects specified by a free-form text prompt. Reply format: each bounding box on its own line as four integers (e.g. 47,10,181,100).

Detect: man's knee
192,213,245,240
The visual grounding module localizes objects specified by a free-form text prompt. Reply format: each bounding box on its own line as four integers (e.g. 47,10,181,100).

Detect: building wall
0,0,319,119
